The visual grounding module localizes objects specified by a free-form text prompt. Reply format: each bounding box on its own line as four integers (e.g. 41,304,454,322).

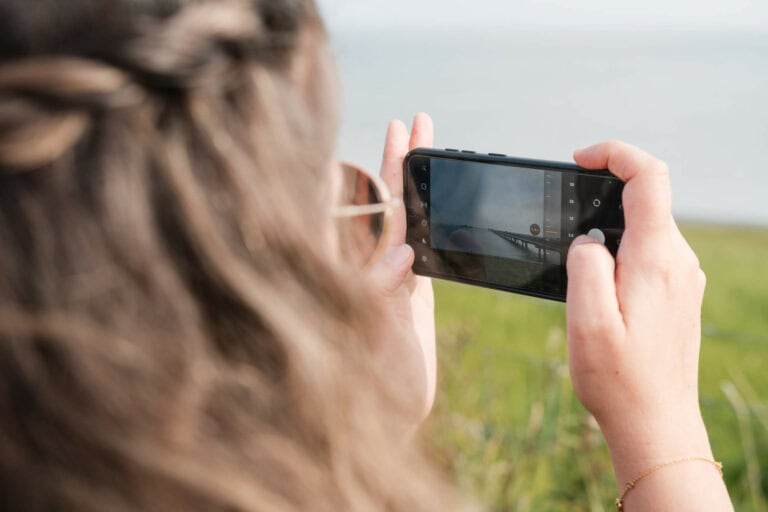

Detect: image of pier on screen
429,159,563,265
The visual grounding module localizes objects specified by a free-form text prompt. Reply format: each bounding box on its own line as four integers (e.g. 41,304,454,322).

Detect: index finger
380,119,409,200
574,141,672,233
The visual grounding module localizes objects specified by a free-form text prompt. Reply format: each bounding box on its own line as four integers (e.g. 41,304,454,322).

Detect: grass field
425,224,768,511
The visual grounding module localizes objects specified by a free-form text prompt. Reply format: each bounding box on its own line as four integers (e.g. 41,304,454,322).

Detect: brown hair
0,1,471,510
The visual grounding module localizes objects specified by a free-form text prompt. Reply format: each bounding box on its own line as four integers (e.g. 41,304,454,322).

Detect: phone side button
488,152,507,157
460,150,476,154
445,148,459,152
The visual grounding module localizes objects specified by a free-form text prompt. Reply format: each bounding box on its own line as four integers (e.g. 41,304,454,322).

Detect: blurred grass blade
722,381,767,511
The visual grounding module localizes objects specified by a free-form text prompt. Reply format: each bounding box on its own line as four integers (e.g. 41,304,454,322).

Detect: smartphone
403,148,625,302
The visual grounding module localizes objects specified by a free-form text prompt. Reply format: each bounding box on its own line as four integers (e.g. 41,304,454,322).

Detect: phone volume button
460,150,476,154
488,152,507,157
445,148,459,152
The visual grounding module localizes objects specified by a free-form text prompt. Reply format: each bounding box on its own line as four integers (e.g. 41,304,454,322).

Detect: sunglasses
331,162,400,268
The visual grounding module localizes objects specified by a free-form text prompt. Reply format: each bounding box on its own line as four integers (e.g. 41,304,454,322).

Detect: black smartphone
403,148,625,302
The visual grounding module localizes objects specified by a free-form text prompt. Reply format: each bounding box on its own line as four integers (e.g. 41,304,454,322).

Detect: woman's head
0,1,467,510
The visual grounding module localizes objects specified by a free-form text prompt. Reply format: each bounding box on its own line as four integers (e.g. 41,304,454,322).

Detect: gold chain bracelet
615,456,723,511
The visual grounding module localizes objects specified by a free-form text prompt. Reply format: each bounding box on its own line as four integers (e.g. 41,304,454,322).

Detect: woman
0,0,733,510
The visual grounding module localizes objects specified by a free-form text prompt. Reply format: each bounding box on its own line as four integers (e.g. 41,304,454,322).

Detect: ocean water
330,29,768,226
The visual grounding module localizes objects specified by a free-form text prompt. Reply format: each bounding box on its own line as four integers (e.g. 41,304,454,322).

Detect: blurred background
318,1,768,510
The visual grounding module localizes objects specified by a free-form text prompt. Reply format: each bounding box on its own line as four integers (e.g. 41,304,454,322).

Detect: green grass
425,224,768,511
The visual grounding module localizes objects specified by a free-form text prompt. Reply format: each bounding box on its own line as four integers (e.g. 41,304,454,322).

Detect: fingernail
383,244,412,267
567,235,597,253
385,119,400,137
573,147,589,159
574,144,599,157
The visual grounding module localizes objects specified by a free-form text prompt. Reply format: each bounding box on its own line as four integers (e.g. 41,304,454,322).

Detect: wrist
598,408,714,487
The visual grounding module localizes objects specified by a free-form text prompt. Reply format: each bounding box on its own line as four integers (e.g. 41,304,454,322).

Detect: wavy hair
0,1,471,510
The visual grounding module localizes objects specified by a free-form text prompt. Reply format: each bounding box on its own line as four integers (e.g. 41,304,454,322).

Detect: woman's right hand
566,141,733,510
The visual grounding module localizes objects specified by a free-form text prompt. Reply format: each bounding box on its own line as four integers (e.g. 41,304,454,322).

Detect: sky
322,1,768,226
317,0,768,32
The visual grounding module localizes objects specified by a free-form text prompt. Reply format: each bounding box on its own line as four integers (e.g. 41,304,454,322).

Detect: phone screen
430,158,565,264
405,150,624,301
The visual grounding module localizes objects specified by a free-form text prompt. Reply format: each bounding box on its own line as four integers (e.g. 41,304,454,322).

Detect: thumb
369,244,415,296
566,235,622,337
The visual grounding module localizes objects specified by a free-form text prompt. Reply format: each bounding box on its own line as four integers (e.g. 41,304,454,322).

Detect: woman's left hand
369,112,436,428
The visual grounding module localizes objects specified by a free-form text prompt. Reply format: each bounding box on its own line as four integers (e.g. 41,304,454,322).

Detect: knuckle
697,268,707,292
652,168,671,188
677,243,701,274
630,236,705,291
656,265,676,288
604,139,625,152
569,315,622,344
603,140,625,161
686,250,701,272
653,159,670,177
642,248,700,290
